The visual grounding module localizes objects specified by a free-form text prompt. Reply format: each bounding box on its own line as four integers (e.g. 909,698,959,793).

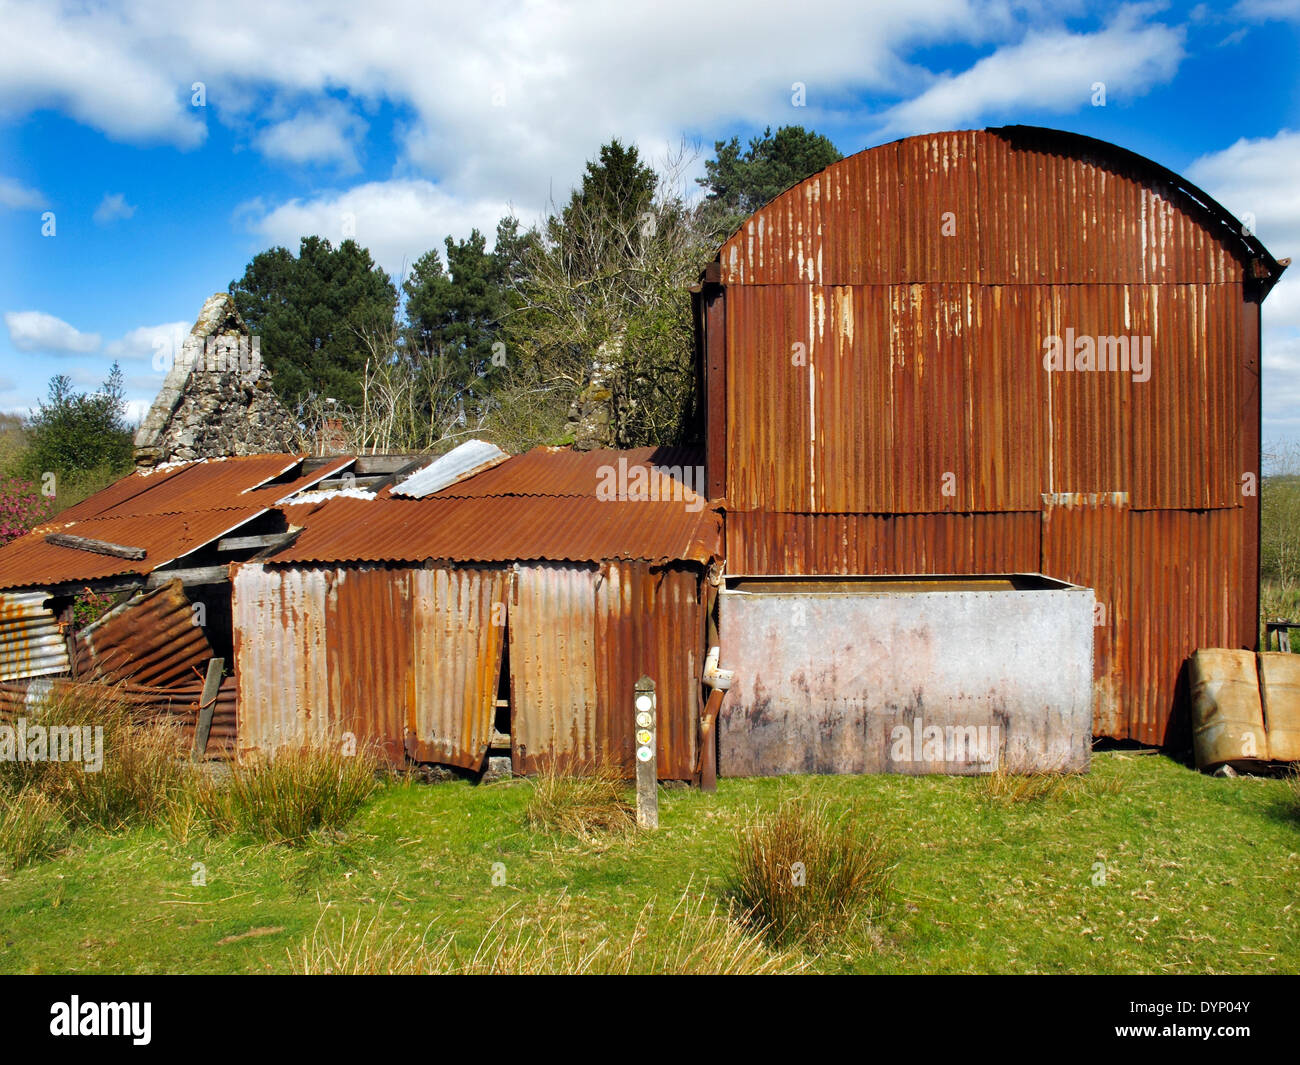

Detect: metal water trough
717,574,1095,776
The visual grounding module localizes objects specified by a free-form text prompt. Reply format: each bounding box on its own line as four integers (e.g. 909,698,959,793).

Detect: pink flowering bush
0,477,54,545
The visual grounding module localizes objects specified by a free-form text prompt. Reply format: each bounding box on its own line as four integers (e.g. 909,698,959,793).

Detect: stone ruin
133,293,301,466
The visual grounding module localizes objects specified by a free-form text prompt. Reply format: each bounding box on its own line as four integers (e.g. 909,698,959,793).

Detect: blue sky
2,1,1299,446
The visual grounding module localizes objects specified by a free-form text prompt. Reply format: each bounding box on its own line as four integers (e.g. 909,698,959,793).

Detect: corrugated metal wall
0,591,69,682
235,561,705,775
707,128,1266,745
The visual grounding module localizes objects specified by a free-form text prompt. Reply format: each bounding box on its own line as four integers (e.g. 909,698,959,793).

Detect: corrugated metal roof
391,439,509,498
0,591,70,682
425,445,705,500
55,454,306,521
273,494,721,566
0,507,265,590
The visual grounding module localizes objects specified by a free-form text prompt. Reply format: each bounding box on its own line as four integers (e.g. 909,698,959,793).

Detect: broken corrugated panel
0,591,70,681
0,506,266,591
724,511,1041,577
409,567,509,768
76,580,213,686
272,496,722,567
391,439,509,498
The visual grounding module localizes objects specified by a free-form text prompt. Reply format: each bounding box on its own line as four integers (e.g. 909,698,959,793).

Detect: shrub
524,761,636,841
192,744,380,845
976,766,1118,804
730,796,894,949
0,476,53,545
0,786,70,872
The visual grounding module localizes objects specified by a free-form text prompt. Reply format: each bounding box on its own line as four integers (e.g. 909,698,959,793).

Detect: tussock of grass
189,744,380,845
525,762,635,841
977,766,1120,804
0,683,187,831
0,786,70,872
730,796,893,949
291,890,804,975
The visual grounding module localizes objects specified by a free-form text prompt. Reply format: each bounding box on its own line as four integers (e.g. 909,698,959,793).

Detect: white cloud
0,0,1057,192
239,179,516,282
254,99,368,171
0,376,15,392
1187,130,1300,440
1232,0,1300,21
3,310,101,354
104,321,191,363
0,176,45,210
875,6,1185,136
93,192,136,225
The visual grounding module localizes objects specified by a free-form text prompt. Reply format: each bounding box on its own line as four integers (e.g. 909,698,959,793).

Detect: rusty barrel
1189,649,1267,770
1258,652,1300,762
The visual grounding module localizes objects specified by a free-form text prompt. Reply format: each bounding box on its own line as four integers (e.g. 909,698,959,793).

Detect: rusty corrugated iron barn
0,448,720,776
0,124,1288,773
693,125,1287,747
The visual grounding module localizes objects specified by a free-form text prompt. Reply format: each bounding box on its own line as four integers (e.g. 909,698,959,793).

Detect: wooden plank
145,565,229,588
192,657,224,760
699,688,723,794
44,533,146,560
216,532,296,552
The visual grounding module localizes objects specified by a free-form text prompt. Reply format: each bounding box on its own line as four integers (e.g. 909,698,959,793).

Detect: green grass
0,753,1296,974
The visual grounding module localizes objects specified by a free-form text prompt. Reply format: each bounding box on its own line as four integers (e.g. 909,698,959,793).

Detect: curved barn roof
709,125,1286,294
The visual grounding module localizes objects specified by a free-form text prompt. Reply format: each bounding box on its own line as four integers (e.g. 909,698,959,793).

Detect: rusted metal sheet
0,591,69,681
0,506,266,591
424,445,703,500
1042,500,1248,745
724,511,1040,577
593,562,703,778
723,280,1246,514
274,495,722,567
717,576,1094,775
234,562,509,766
409,567,509,768
717,128,1275,288
510,561,703,779
56,454,305,522
509,563,599,773
76,580,213,686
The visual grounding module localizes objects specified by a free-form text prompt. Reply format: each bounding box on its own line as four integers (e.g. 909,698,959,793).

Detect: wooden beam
44,533,146,560
145,565,229,588
216,532,296,553
192,657,224,761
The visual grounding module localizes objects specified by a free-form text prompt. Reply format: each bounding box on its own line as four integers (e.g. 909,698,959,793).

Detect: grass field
0,752,1296,974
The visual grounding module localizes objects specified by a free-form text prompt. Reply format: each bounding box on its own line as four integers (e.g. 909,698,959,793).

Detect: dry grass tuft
291,889,805,975
729,795,894,949
977,766,1119,804
0,786,70,872
189,743,381,845
0,683,187,831
525,761,636,841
